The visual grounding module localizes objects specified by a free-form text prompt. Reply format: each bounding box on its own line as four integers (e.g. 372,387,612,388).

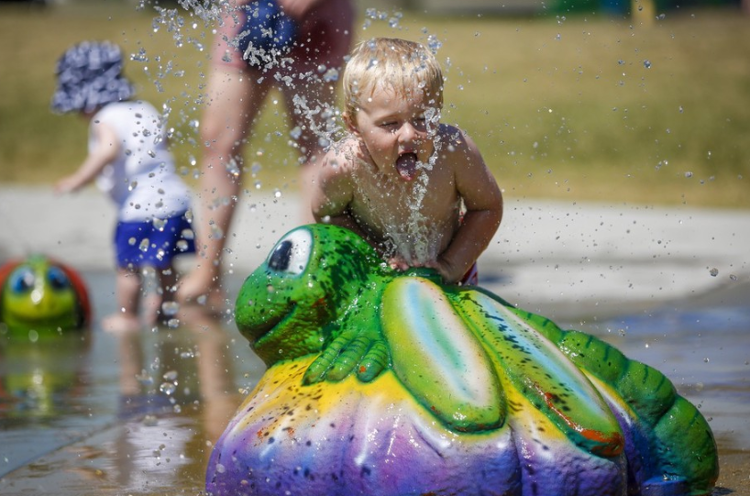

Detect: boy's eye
412,117,428,130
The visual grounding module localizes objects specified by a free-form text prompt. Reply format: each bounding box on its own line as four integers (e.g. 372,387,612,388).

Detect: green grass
1,3,749,208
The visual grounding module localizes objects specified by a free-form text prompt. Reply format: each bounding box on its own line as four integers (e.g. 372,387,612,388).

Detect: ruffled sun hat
51,41,134,114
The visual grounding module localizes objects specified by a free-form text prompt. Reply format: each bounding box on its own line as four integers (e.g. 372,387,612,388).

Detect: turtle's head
235,224,382,366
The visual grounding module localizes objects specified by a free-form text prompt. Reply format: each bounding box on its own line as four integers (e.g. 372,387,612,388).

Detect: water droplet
140,374,156,390
161,301,180,317
709,268,718,277
139,238,150,252
322,68,339,82
160,382,176,395
427,34,442,54
208,221,224,239
153,218,167,231
225,158,241,177
684,171,693,178
163,370,178,381
643,60,651,69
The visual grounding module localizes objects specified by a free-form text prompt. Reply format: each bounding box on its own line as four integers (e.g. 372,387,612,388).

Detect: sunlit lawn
1,2,748,208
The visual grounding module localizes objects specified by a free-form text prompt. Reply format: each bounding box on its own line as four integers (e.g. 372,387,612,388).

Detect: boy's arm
311,151,366,238
55,122,120,194
433,131,503,283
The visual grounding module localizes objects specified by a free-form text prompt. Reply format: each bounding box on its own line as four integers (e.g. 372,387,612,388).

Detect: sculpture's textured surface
0,255,90,336
207,224,718,496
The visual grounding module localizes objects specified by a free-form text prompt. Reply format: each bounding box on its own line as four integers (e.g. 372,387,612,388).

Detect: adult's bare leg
178,67,269,310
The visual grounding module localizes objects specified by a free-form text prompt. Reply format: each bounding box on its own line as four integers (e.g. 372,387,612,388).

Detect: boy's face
347,85,439,182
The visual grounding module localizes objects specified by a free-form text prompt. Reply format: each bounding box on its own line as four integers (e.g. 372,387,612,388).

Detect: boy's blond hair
342,38,444,120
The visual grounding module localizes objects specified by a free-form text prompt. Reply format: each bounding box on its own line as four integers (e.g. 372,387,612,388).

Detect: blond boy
312,38,503,284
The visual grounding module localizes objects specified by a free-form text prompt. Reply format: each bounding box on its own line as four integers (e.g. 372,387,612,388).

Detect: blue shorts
114,212,195,269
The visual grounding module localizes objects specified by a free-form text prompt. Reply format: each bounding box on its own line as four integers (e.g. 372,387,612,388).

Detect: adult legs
178,67,269,309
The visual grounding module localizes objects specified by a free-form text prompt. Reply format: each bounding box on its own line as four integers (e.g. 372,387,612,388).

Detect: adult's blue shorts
114,212,196,270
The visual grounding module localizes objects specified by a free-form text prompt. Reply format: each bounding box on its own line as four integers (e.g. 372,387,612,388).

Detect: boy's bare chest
351,169,460,237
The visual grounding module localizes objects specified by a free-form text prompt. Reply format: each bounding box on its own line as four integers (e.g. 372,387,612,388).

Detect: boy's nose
398,122,418,142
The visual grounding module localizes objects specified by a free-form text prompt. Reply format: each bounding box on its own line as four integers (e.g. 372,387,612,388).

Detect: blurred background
1,0,748,208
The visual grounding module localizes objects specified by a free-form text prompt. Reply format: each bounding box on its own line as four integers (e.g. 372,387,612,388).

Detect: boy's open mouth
395,152,418,181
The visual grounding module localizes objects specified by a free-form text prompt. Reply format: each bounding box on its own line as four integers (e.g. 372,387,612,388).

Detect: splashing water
390,108,447,265
141,0,457,269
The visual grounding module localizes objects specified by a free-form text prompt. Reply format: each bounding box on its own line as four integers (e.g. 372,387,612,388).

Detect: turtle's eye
9,267,35,294
47,266,71,291
268,229,312,276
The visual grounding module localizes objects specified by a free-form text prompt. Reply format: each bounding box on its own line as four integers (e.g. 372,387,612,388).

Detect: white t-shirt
91,101,192,222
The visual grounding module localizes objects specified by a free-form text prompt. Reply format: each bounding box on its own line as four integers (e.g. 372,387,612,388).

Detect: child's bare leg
151,263,178,325
103,267,142,333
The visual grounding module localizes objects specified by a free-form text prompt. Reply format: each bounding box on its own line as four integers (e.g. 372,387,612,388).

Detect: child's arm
432,131,503,284
54,122,120,194
311,149,367,238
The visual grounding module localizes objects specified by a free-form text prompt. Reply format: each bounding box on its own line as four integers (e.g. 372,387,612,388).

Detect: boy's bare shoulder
438,122,464,136
438,123,475,150
322,135,361,173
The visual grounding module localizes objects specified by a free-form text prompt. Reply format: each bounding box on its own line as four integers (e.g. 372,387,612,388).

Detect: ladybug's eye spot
47,266,71,291
9,267,35,294
267,230,312,276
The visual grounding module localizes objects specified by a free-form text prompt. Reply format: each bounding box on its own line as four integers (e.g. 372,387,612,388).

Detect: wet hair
342,38,444,120
51,41,134,114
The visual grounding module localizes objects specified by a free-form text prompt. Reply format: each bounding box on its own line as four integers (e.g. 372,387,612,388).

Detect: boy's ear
342,112,359,135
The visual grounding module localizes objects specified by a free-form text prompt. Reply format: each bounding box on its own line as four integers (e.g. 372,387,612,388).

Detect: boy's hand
387,255,410,272
424,257,463,285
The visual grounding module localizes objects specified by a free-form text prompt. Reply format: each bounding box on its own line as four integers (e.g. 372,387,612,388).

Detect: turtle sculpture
206,224,718,496
0,254,91,337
